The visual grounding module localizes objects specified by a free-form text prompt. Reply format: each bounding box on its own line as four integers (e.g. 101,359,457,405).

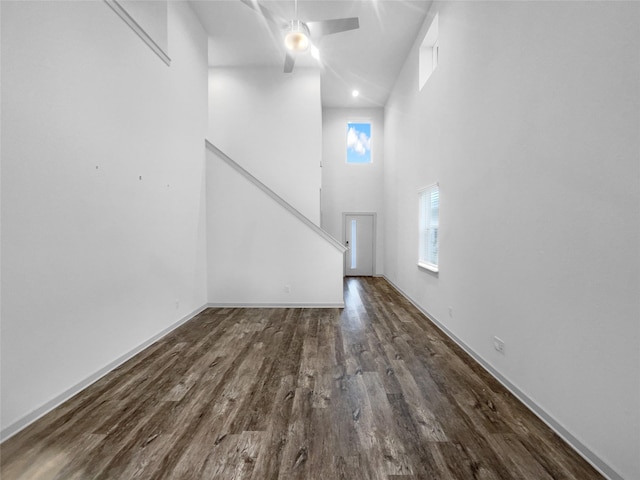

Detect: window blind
419,184,439,269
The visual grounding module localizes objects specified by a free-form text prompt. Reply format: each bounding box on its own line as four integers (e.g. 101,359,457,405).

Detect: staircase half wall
206,141,346,307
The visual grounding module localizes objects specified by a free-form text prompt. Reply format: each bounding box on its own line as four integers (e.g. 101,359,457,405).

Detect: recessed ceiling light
310,45,320,61
352,90,360,97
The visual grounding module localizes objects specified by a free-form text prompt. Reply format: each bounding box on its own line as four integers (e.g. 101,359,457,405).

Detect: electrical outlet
448,307,453,318
493,336,505,354
175,300,180,309
284,285,291,294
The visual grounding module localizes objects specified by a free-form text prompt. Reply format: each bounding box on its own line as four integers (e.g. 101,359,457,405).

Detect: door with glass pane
344,213,374,276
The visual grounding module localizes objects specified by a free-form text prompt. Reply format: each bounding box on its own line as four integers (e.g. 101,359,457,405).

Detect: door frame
342,212,377,276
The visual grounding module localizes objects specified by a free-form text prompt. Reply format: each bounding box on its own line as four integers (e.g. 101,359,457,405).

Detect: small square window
346,122,372,164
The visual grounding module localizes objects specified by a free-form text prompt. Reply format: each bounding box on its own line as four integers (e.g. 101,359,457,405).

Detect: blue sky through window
347,122,372,164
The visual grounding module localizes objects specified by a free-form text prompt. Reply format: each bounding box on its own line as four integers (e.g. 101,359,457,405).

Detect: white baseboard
0,304,208,443
6,287,616,478
207,302,344,309
1,301,342,442
382,275,620,480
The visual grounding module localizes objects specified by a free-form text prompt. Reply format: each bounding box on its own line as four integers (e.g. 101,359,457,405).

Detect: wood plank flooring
1,277,603,479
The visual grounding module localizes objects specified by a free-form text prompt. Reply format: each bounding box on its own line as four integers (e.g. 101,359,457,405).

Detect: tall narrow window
418,184,439,272
346,122,372,164
351,220,357,269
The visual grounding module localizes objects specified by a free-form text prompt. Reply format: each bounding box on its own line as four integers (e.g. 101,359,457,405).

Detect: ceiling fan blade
306,17,359,37
284,53,296,73
239,0,287,28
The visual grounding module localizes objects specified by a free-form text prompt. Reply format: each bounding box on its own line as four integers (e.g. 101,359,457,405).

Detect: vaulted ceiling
189,0,432,108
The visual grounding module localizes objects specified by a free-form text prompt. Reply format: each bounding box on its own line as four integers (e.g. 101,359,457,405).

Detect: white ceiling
189,0,432,108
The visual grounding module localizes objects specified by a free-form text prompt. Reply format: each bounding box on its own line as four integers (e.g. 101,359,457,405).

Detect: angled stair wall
206,141,346,307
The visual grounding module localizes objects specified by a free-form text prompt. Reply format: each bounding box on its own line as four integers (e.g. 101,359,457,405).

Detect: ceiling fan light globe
285,31,309,52
284,20,310,52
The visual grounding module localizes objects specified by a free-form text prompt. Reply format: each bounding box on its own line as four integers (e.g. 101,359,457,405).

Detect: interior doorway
343,213,375,276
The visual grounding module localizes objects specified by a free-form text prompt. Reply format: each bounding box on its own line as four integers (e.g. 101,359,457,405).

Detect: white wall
0,0,208,436
322,108,384,275
206,148,344,307
208,67,322,224
384,2,639,479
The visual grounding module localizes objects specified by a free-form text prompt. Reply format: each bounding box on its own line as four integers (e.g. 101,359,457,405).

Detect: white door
344,214,374,276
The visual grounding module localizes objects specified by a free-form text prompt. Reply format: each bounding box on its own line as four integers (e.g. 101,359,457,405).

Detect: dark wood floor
1,277,603,479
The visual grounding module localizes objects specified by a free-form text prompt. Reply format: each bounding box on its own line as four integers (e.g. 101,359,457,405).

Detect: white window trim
418,261,439,273
418,182,439,274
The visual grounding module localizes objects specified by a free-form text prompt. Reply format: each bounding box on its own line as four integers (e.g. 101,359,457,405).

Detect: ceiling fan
240,0,359,73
